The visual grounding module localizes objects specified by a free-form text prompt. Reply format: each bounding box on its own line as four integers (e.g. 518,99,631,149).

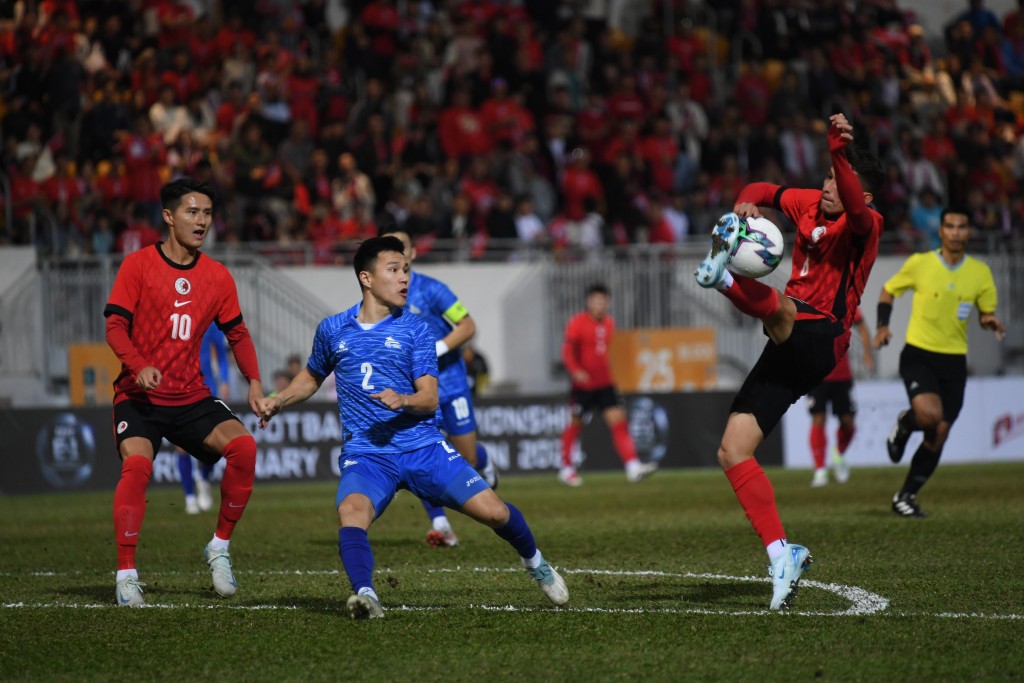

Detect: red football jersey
562,311,615,390
104,244,245,406
822,308,863,382
737,171,882,361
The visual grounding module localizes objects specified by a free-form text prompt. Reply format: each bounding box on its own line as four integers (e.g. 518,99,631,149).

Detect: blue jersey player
257,236,568,619
178,325,230,513
384,230,497,549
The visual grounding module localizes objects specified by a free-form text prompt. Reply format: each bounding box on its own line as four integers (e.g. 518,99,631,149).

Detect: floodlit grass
2,464,1024,682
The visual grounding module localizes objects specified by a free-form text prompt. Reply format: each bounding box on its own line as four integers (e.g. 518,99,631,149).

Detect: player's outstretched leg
695,212,741,288
422,500,459,547
491,502,569,606
769,543,814,610
339,526,384,619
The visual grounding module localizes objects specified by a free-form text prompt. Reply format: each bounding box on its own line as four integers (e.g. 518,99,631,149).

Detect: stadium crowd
4,0,1024,262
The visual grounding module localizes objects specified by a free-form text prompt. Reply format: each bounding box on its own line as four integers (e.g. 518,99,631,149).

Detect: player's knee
716,444,744,470
224,435,257,468
915,407,943,430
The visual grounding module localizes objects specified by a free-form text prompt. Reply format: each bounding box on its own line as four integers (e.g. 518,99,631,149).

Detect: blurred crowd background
4,0,1024,262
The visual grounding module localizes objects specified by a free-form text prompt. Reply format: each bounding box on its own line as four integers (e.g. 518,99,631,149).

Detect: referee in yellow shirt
873,207,1006,517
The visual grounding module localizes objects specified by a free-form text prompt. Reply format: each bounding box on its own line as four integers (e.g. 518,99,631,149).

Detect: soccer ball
727,215,784,278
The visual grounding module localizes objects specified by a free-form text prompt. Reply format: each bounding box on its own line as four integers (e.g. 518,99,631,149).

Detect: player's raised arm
827,113,873,235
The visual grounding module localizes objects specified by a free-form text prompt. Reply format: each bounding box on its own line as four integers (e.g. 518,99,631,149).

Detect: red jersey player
104,177,264,607
559,284,657,486
806,308,874,487
694,113,886,610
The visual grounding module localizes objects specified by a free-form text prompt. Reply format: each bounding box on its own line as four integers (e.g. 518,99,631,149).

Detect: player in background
104,177,264,607
257,236,568,619
806,308,874,487
382,230,497,548
559,283,658,486
178,324,230,514
694,113,885,609
873,207,1005,517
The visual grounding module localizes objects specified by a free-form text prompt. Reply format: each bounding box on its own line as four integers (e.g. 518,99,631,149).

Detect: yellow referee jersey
884,250,998,355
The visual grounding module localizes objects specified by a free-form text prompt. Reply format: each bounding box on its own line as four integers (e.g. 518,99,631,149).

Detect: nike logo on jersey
174,300,191,307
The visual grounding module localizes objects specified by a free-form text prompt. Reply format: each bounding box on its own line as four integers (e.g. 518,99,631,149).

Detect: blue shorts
335,440,490,516
438,391,478,437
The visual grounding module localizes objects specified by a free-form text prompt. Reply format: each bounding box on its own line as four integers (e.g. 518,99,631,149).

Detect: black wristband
877,301,893,328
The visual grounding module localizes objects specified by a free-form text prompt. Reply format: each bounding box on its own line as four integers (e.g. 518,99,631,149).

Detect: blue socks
476,443,489,471
177,454,195,496
339,527,375,594
421,498,447,521
493,503,537,559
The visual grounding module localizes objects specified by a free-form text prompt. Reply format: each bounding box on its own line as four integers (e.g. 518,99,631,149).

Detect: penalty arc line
1,566,1021,620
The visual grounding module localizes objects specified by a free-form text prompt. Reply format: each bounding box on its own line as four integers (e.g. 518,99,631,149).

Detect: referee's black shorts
731,318,843,436
899,343,967,424
113,396,241,463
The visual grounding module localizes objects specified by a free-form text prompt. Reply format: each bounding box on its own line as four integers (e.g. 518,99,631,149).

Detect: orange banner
68,343,121,406
609,328,717,392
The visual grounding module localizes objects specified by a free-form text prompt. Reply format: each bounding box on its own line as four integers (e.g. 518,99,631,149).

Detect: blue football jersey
307,303,443,454
405,271,471,401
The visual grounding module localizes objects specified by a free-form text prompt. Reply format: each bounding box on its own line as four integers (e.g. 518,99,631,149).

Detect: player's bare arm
438,312,475,356
979,312,1007,341
258,368,323,428
371,374,439,414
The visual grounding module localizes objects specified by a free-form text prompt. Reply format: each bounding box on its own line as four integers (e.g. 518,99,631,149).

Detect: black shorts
113,396,241,464
731,318,842,436
807,380,856,416
899,344,967,423
569,385,623,417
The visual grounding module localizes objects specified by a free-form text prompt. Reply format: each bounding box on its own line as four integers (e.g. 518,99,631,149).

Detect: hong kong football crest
811,226,827,243
175,278,192,295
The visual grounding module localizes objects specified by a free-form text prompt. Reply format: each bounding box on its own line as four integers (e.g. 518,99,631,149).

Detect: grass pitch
2,463,1024,682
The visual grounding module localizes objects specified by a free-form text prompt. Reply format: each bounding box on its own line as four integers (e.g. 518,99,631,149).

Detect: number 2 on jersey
361,362,375,390
169,312,192,340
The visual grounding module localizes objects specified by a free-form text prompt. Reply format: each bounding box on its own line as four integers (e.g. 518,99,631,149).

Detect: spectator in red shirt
561,147,604,221
558,283,658,487
438,88,490,160
117,203,162,254
639,116,680,195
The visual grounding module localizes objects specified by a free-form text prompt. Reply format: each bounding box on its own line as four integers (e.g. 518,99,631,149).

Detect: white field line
0,566,1020,620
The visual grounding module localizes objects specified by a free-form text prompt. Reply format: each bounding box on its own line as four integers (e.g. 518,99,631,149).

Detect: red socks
561,422,581,468
723,276,781,319
113,455,152,570
611,420,638,464
810,424,827,469
216,435,257,540
837,425,855,454
725,459,786,548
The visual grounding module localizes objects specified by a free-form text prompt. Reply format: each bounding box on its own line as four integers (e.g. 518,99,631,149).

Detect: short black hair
845,147,886,196
160,177,215,210
941,206,971,225
587,283,609,297
353,236,406,282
